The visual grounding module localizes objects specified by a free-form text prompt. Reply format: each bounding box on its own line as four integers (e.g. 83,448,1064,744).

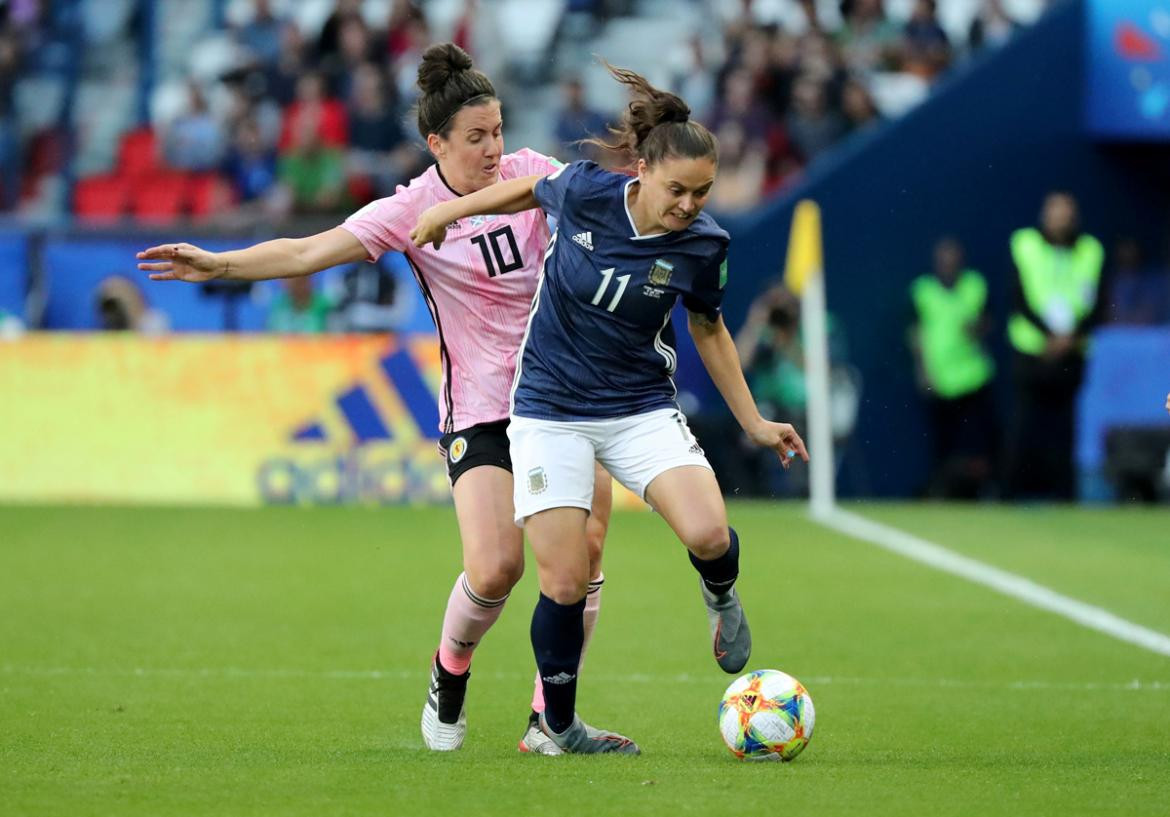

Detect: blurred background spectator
1004,191,1104,501
0,0,1046,224
94,275,169,333
163,81,225,171
1105,236,1170,327
969,0,1020,51
731,280,855,497
553,77,609,162
266,276,333,333
909,237,997,499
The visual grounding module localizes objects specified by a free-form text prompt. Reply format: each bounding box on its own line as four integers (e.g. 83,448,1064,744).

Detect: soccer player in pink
136,43,610,755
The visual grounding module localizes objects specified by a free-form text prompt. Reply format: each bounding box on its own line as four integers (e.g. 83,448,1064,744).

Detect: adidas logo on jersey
572,231,594,251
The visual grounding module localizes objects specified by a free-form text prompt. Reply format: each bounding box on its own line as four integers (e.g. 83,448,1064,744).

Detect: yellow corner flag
784,200,823,296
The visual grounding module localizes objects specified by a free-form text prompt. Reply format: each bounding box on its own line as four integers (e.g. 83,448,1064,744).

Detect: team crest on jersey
649,259,674,286
448,436,468,463
527,467,548,495
469,215,498,227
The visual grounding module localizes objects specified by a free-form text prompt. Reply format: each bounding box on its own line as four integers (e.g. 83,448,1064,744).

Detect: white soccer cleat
518,711,564,755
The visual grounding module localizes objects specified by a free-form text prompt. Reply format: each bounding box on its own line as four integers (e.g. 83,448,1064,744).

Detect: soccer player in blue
411,64,808,755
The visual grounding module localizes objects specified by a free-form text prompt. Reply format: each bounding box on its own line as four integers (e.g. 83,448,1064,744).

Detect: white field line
821,508,1170,658
2,664,1168,692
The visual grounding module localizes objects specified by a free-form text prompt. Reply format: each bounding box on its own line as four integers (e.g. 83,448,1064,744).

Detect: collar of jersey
623,178,671,241
434,164,466,199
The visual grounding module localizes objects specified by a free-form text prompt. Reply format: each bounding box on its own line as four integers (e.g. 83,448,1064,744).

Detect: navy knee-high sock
531,593,585,734
688,527,740,595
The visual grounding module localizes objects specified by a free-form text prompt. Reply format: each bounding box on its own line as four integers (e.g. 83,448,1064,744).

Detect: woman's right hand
136,242,225,282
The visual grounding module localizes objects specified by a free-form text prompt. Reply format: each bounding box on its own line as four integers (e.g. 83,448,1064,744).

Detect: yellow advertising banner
0,334,451,505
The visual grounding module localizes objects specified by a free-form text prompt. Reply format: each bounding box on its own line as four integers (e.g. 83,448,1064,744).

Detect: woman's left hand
410,203,454,250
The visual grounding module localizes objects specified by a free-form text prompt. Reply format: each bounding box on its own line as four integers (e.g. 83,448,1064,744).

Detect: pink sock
532,573,603,713
436,572,507,675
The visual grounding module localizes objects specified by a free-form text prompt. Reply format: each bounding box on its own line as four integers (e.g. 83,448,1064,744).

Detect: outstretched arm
137,226,368,283
688,310,809,468
410,175,543,250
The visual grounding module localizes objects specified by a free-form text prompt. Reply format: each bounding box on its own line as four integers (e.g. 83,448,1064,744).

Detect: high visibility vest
911,270,994,398
1007,228,1103,356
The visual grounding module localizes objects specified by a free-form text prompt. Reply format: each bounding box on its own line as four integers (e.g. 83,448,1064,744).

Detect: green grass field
2,503,1169,816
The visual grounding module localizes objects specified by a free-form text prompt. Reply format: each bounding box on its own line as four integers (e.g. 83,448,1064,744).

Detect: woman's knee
539,570,589,605
680,522,730,561
465,549,525,599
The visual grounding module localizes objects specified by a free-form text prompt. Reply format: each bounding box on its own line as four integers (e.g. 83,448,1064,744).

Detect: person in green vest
266,275,334,333
1003,192,1104,500
909,237,996,499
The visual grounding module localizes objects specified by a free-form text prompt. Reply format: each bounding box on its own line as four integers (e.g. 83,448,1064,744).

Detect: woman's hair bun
417,43,475,94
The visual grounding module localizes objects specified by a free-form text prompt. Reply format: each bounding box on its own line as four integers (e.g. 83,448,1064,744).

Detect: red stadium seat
73,175,130,223
130,172,190,224
117,128,161,177
188,172,234,219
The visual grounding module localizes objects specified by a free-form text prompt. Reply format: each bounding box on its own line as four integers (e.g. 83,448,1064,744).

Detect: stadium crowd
0,0,1045,221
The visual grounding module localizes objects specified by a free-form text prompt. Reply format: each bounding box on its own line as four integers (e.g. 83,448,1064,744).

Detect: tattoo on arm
688,310,717,329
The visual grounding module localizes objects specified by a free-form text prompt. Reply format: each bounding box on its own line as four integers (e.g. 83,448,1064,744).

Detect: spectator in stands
279,71,348,152
969,0,1019,52
324,15,376,102
902,0,951,80
708,121,766,212
222,75,282,151
346,62,415,199
841,77,882,133
553,78,609,163
908,238,997,499
836,0,902,75
94,276,168,333
237,0,284,67
710,68,774,151
387,5,431,102
222,114,279,204
277,112,348,215
331,256,414,333
0,29,20,209
267,276,333,334
786,75,847,163
1004,192,1104,501
265,22,312,106
317,0,364,64
163,81,225,172
670,34,717,124
386,0,425,61
1105,237,1170,326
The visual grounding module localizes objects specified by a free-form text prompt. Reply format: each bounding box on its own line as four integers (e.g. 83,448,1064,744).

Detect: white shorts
508,407,713,525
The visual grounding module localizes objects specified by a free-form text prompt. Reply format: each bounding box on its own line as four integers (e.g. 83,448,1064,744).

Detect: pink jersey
341,148,560,433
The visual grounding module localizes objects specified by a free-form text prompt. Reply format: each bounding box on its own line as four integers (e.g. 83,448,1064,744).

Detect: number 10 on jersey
591,267,629,312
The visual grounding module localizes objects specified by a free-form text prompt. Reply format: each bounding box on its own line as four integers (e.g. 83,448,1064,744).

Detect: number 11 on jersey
591,267,630,312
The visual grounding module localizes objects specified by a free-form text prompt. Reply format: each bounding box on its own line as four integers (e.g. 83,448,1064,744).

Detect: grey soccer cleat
518,710,563,755
538,714,641,755
420,654,469,751
701,581,752,674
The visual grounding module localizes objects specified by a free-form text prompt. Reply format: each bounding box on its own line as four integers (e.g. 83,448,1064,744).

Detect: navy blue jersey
511,161,730,420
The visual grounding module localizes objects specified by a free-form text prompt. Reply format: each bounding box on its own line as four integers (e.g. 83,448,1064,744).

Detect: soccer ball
717,669,815,761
